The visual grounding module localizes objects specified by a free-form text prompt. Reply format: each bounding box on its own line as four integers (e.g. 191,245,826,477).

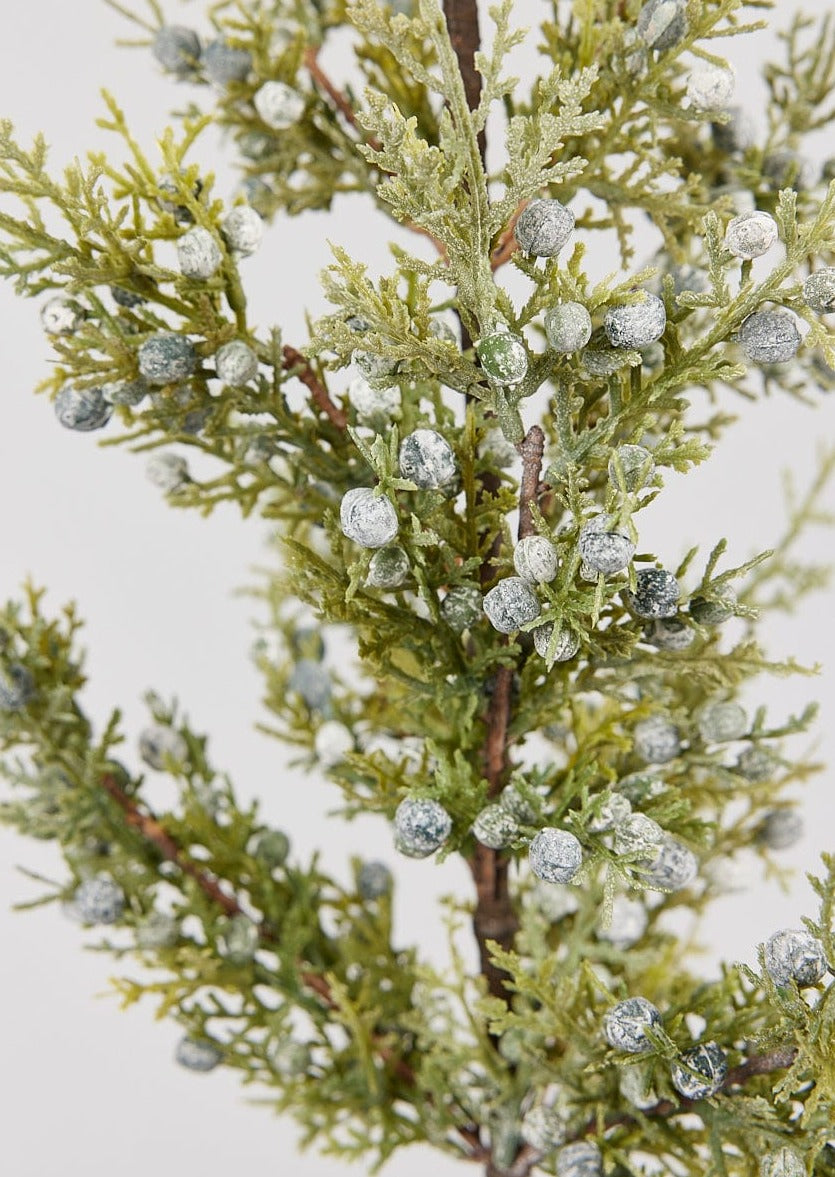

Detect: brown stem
303,46,380,149
490,200,529,271
281,345,347,430
516,425,545,541
442,0,486,163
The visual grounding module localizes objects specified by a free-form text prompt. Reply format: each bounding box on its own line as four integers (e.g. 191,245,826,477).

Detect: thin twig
517,425,545,540
303,46,380,148
490,200,529,271
281,344,347,430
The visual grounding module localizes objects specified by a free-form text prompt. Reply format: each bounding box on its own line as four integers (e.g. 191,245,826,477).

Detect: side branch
281,345,347,430
517,425,545,540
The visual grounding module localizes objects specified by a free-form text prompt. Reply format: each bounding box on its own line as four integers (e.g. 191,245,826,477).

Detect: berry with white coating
146,452,190,492
803,267,835,313
533,622,580,666
367,545,410,589
724,211,778,259
604,997,662,1053
604,293,666,349
339,487,399,548
138,333,197,385
738,311,802,364
529,827,583,884
514,535,559,583
608,444,655,491
633,715,681,763
472,804,519,849
203,39,252,85
578,516,635,575
394,797,452,858
54,386,112,432
399,428,458,490
216,340,258,385
175,1036,222,1072
637,0,688,50
514,199,575,257
177,226,223,280
545,302,593,352
763,928,828,988
626,568,680,618
220,206,264,257
670,1042,727,1099
152,25,201,75
476,331,528,385
483,577,541,633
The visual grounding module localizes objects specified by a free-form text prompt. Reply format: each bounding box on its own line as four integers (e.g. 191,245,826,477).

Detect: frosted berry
399,428,458,490
111,286,145,309
0,664,35,711
520,1105,567,1152
738,311,801,364
175,1035,222,1072
483,577,541,633
248,829,290,868
177,226,223,280
757,809,803,850
476,331,528,385
138,333,197,385
54,386,113,432
220,205,264,257
618,29,648,76
352,349,401,388
608,444,655,491
394,796,452,858
139,724,188,770
642,837,698,891
499,783,539,825
617,771,664,804
587,791,631,834
604,996,662,1053
544,301,593,353
555,1140,603,1177
267,1037,311,1077
203,39,252,85
760,1148,806,1177
72,875,125,925
514,198,575,257
613,813,665,858
347,377,400,425
618,1063,658,1109
686,65,735,110
644,617,694,650
626,568,680,618
597,894,648,949
633,715,681,763
313,721,354,768
152,25,201,75
254,80,305,129
146,452,190,492
533,622,580,666
689,584,736,624
441,585,483,632
216,340,258,385
358,860,392,899
670,1042,727,1099
135,911,179,950
764,928,828,988
217,914,259,963
637,0,688,51
763,149,815,192
514,535,559,583
696,699,748,744
472,803,519,849
339,487,399,548
157,173,203,223
529,827,583,884
103,377,148,406
724,211,778,260
367,545,410,589
481,427,518,468
578,516,635,575
711,106,755,155
41,295,83,336
288,659,331,711
428,316,458,345
736,744,777,781
802,267,835,313
605,294,666,349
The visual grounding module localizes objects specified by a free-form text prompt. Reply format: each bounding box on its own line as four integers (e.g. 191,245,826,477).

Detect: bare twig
517,425,545,541
490,200,529,271
281,344,348,430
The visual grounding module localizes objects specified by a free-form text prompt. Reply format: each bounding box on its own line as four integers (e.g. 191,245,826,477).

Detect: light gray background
0,2,833,1174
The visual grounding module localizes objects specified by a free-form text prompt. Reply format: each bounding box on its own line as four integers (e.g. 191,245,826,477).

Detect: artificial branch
442,0,486,163
282,344,348,430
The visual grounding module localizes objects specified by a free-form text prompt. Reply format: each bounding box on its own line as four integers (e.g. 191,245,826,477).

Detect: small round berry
216,340,258,385
220,206,264,257
637,0,688,51
146,452,190,492
138,333,197,385
499,783,539,824
597,894,648,949
399,428,458,490
103,378,148,406
135,911,180,950
514,198,575,257
711,106,755,155
441,585,483,632
476,331,528,385
152,25,201,75
618,29,648,76
111,286,145,309
313,721,354,768
358,860,392,900
177,226,223,280
175,1036,222,1072
472,803,519,849
351,349,401,388
686,65,735,110
248,829,290,869
555,1140,603,1177
738,311,802,364
633,715,681,764
617,772,665,805
514,535,559,583
697,701,748,743
763,149,815,192
644,617,694,650
393,796,452,858
532,622,580,666
54,386,113,432
802,267,835,314
760,1148,806,1177
41,295,83,336
533,880,580,921
735,744,778,781
72,875,125,925
544,301,593,353
757,809,803,850
288,659,331,711
724,211,779,260
347,377,400,425
267,1038,311,1077
689,584,736,625
139,724,188,770
642,837,698,891
367,545,410,589
339,487,399,548
763,928,828,988
605,293,666,349
608,444,655,491
0,664,35,711
520,1105,567,1153
578,516,636,575
613,813,665,858
483,577,541,634
604,996,662,1053
253,80,305,129
203,39,252,85
626,568,680,618
586,792,631,834
670,1042,727,1100
216,914,258,963
529,827,583,884
618,1063,658,1109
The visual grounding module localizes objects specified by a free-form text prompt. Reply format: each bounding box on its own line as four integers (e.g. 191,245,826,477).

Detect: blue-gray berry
529,827,583,883
608,444,655,491
220,205,264,257
399,428,458,490
41,296,84,336
605,293,666,349
633,715,681,764
175,1035,222,1072
803,267,835,314
637,0,688,50
757,809,803,850
216,340,258,385
203,39,252,86
367,545,410,589
724,211,778,260
578,516,636,575
138,333,198,385
532,622,580,666
764,928,828,988
288,659,331,711
217,914,259,963
514,199,575,257
697,701,748,743
0,663,35,711
54,386,113,431
514,535,559,583
670,1042,727,1099
248,829,290,869
358,860,393,899
483,577,541,633
689,584,736,625
253,81,305,129
626,568,680,618
72,875,125,925
394,797,452,857
347,377,401,425
641,837,697,891
139,724,188,770
340,487,399,548
352,349,401,388
475,331,528,385
644,617,694,650
738,311,801,364
152,25,201,76
103,377,148,406
604,996,662,1053
686,65,735,110
177,226,223,280
555,1140,602,1177
613,813,665,858
472,803,519,849
441,585,483,632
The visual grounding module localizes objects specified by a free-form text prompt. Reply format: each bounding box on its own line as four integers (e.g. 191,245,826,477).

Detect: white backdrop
0,3,833,1175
